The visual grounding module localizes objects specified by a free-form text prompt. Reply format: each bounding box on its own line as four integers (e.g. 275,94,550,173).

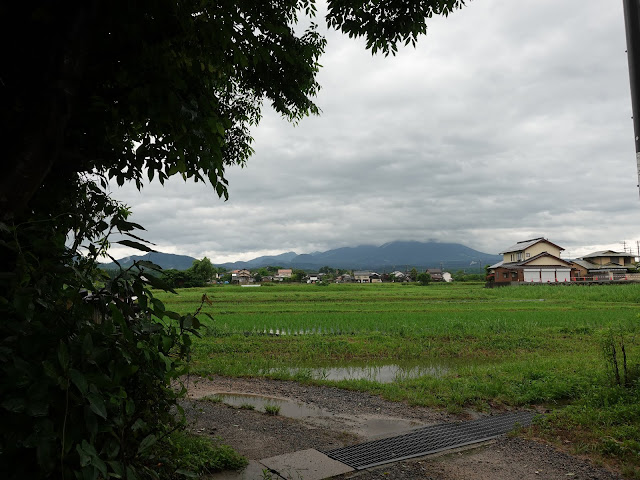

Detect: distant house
582,250,636,268
426,268,444,282
231,269,253,284
571,250,637,280
274,268,292,281
390,271,407,282
489,237,574,284
335,274,353,283
306,273,320,283
370,273,382,283
353,271,372,283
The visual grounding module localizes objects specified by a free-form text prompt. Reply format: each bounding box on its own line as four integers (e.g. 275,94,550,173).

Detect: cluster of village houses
228,268,452,284
226,238,640,286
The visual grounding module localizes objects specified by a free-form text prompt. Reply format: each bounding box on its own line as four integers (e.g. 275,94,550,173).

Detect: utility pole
623,0,640,196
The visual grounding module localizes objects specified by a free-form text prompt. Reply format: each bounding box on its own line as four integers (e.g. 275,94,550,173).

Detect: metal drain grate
324,411,537,470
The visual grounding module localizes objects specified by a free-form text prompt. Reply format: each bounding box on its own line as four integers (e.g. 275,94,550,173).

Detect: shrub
0,185,209,480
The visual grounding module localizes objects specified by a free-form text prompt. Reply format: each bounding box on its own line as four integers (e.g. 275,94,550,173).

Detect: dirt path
183,376,622,480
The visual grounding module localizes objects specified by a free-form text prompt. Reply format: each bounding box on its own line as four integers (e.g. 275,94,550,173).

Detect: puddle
198,392,424,438
349,416,424,438
209,392,331,419
268,360,457,384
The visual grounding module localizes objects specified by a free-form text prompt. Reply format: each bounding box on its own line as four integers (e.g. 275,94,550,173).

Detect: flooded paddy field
156,282,640,476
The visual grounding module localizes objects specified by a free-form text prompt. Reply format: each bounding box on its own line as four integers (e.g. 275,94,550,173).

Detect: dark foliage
0,1,465,478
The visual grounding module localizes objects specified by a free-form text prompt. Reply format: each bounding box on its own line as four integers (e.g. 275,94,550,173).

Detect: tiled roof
573,258,629,271
582,250,634,259
571,259,597,269
500,237,564,255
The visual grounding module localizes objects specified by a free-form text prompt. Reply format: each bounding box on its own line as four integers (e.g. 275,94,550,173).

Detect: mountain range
101,241,500,272
100,252,197,271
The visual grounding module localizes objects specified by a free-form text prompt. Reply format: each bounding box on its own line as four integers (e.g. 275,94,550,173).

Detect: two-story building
489,238,574,284
571,250,637,280
354,271,380,283
274,268,292,281
231,269,253,284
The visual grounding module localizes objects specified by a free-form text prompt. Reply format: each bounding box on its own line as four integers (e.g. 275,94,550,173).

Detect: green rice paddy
155,282,640,477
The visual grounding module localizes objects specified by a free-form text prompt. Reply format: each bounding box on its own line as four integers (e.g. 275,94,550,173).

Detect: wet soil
183,375,623,480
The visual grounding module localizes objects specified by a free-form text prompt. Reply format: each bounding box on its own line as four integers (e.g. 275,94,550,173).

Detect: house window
526,253,530,258
517,252,522,261
503,272,509,278
510,254,514,261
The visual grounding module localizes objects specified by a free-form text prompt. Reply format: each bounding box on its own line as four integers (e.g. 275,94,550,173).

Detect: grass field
155,282,640,477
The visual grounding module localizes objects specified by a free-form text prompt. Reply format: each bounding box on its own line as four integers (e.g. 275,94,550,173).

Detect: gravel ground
183,375,623,480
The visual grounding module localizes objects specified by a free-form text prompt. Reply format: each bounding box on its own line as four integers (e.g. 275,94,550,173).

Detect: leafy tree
190,257,216,284
410,268,419,281
291,269,307,282
0,1,466,478
417,272,432,285
255,267,271,278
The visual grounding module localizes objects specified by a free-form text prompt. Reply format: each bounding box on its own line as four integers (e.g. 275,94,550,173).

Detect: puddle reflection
212,393,330,419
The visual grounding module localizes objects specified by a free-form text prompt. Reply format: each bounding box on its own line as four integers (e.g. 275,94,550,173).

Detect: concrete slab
260,449,354,480
206,460,285,480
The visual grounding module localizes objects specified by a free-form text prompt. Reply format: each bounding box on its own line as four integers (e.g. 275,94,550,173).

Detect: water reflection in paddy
268,359,462,384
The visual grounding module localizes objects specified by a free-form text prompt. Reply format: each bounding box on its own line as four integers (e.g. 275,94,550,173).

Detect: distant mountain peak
220,240,499,271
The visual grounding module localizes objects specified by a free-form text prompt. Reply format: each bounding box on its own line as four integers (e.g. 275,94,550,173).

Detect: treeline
103,257,226,288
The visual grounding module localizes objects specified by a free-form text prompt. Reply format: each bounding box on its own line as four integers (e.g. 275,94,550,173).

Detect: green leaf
105,438,120,459
142,274,176,294
108,461,125,478
77,441,97,467
165,310,184,322
69,369,88,395
131,418,147,431
135,260,163,272
114,240,156,252
87,392,107,419
137,434,157,454
151,297,165,314
126,466,138,480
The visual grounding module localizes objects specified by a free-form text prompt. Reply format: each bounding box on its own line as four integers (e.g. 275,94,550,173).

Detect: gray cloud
110,0,640,263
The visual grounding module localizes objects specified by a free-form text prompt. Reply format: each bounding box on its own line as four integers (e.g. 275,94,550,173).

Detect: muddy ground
183,375,622,480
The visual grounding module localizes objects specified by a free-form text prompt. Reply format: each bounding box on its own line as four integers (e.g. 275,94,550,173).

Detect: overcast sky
111,0,640,264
